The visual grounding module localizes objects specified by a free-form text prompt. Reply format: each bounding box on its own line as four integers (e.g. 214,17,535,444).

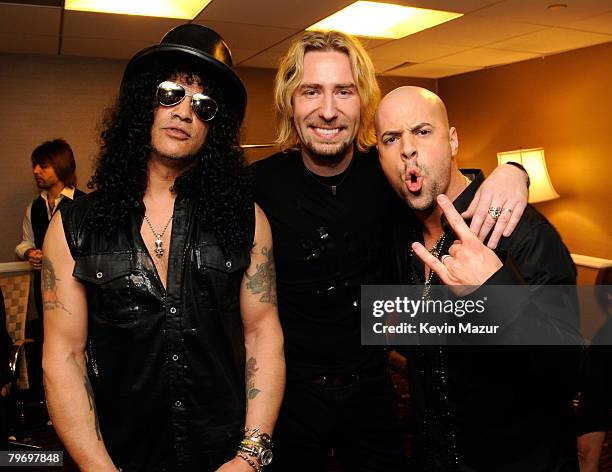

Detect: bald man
376,86,583,472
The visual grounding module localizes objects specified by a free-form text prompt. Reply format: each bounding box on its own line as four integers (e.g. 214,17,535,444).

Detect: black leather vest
61,193,253,471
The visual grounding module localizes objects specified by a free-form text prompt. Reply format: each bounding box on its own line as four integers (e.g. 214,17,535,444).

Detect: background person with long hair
14,138,84,400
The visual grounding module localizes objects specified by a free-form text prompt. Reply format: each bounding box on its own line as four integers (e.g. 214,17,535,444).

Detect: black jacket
393,172,584,472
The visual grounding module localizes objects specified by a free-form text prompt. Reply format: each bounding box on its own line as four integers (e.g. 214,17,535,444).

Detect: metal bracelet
237,451,262,472
243,427,273,448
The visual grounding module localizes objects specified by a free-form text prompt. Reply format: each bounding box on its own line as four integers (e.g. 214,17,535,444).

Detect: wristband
237,451,262,472
239,427,273,467
243,427,273,448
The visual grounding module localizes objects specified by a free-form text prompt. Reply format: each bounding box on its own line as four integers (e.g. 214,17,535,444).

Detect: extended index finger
437,194,477,242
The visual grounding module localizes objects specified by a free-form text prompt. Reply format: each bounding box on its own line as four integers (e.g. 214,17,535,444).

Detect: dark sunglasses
156,81,218,122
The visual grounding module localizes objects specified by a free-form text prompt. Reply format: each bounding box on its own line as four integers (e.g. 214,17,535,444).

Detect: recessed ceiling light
64,0,211,20
306,1,463,40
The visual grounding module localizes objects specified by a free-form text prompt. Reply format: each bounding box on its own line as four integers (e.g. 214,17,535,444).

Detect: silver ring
488,206,502,220
503,208,512,214
441,254,451,264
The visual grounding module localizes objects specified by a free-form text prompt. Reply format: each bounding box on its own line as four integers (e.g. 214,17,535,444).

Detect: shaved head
375,86,449,133
375,86,465,214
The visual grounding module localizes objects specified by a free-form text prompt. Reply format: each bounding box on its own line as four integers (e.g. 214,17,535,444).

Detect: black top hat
121,24,247,124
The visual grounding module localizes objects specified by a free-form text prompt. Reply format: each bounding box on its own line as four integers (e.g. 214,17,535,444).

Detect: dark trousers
269,373,409,472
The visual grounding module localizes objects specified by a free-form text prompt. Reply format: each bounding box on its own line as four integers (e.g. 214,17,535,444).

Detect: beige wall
0,52,432,262
0,54,125,262
438,41,612,260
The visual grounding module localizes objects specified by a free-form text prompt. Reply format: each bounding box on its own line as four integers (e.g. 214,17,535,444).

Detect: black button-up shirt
391,172,584,472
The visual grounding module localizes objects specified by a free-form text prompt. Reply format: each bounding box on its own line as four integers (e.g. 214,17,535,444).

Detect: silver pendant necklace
143,214,173,258
421,233,447,300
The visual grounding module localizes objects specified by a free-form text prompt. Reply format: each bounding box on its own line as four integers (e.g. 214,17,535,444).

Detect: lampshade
497,148,560,203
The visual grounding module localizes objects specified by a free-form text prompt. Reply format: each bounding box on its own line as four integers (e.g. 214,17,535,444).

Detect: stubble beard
404,181,441,213
302,137,353,167
403,166,450,213
150,143,200,170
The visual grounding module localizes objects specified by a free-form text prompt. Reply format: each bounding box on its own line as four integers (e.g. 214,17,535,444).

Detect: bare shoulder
244,204,276,306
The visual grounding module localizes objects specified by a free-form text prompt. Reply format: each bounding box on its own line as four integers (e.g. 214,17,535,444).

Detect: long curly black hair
87,60,253,252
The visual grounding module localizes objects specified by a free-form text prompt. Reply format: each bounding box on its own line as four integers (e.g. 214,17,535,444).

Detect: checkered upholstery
0,272,32,389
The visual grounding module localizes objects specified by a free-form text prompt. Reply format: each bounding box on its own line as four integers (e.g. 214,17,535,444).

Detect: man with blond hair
252,30,529,471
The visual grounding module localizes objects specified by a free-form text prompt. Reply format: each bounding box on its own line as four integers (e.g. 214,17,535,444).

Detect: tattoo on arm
84,375,102,441
245,247,277,305
246,357,261,400
42,256,71,315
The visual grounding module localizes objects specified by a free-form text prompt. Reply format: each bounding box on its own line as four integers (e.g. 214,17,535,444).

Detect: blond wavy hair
274,30,381,152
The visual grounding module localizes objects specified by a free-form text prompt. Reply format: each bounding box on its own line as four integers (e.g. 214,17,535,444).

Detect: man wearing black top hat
42,25,284,472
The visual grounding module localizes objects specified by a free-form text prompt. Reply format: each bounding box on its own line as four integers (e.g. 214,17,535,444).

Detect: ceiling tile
237,35,407,70
231,48,268,64
61,36,151,60
192,19,299,52
266,34,304,53
489,27,612,54
397,13,545,47
236,49,285,69
369,39,468,63
371,59,412,75
0,3,60,35
1,0,61,6
428,47,539,67
564,10,612,35
357,37,394,50
62,11,182,41
0,31,57,55
195,0,354,29
383,62,479,78
477,0,612,27
381,0,501,14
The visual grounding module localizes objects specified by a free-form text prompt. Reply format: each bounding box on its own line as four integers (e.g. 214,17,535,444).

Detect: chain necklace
303,159,354,196
143,214,173,258
422,233,447,300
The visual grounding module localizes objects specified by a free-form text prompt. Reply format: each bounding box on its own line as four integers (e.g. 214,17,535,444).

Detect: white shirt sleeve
15,202,36,259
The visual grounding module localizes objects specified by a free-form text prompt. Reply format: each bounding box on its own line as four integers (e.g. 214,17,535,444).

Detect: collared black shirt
62,193,253,472
391,172,584,472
